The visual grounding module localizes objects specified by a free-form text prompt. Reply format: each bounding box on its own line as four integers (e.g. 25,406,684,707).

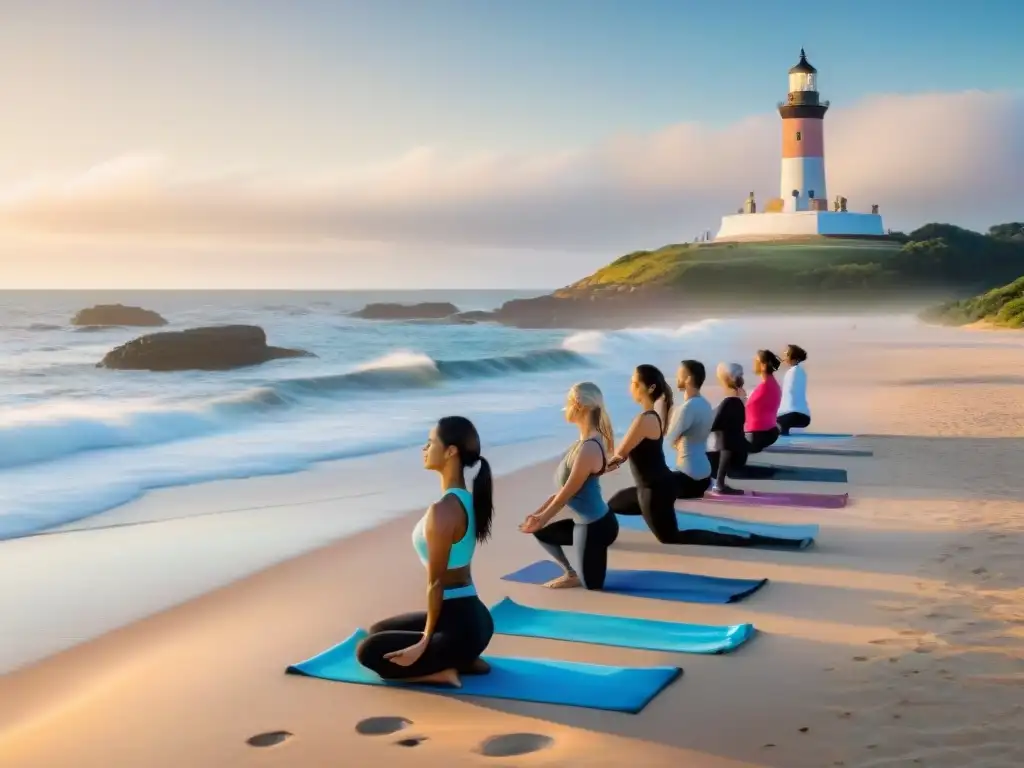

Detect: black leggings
607,471,710,510
533,511,619,589
607,475,752,547
709,449,778,480
745,427,780,453
707,449,748,487
356,595,494,680
777,412,811,435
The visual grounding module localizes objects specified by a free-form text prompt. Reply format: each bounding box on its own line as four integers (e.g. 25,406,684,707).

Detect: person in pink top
743,349,782,454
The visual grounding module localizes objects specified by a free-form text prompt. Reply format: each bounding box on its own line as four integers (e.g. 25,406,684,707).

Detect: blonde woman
519,382,619,589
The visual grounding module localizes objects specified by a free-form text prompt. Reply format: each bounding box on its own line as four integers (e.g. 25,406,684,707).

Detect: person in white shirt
776,344,811,435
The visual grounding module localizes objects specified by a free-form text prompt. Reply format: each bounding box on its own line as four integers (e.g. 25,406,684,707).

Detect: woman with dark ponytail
744,349,783,453
606,362,751,546
777,344,811,435
605,364,679,543
356,416,494,687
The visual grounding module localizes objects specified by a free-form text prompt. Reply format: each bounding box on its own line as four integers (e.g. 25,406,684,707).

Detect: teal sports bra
412,488,477,599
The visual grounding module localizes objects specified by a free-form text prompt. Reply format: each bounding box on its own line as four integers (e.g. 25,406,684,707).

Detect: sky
0,0,1022,289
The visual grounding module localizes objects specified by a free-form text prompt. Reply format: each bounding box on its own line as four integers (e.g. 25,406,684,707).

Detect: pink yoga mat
699,490,849,509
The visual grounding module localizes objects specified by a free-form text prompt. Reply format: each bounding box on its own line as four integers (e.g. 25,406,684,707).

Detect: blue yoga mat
733,464,848,483
286,628,681,713
616,511,818,549
782,431,855,441
766,445,872,457
490,597,755,654
502,560,767,604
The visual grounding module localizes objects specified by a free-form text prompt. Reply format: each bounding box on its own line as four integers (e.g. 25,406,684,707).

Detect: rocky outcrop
351,302,459,320
445,289,685,329
98,325,314,371
72,304,168,327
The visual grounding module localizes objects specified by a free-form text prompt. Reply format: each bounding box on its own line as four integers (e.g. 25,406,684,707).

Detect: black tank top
628,410,673,487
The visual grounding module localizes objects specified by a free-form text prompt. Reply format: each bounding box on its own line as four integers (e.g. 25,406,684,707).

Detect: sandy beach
1,322,1023,767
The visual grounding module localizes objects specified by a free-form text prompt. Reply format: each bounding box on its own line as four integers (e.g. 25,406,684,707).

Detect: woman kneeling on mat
607,362,751,546
519,382,619,589
708,362,749,495
356,416,494,687
745,349,783,453
605,364,680,541
777,344,811,435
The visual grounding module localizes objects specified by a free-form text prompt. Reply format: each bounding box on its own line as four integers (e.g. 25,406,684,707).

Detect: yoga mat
702,490,849,509
286,628,681,713
784,431,856,440
730,464,848,483
490,597,755,654
766,445,872,458
502,560,767,604
616,511,818,549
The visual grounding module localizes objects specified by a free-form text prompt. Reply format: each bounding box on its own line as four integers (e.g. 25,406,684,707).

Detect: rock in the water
452,311,494,324
351,302,459,320
98,325,314,371
72,304,168,327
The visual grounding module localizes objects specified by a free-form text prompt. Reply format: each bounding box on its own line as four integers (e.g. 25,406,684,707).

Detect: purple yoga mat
699,490,849,509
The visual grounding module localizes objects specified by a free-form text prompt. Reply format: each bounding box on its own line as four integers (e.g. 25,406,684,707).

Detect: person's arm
611,412,659,464
420,500,458,641
383,499,458,664
710,399,728,432
533,441,602,525
664,400,692,449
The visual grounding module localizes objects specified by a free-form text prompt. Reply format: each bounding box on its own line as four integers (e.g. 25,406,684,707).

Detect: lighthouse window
795,131,802,141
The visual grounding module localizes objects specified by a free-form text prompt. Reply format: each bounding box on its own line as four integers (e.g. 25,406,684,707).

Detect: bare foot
460,658,491,675
544,573,582,589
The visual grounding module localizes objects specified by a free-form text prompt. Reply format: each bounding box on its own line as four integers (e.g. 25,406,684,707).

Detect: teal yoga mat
616,510,818,548
502,560,767,604
783,431,855,440
490,597,755,654
766,444,872,457
286,628,681,713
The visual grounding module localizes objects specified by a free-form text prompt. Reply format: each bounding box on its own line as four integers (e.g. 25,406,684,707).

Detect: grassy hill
559,223,1024,300
480,221,1024,329
921,276,1024,328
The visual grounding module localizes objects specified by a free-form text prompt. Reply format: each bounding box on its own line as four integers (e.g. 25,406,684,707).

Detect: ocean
0,290,752,540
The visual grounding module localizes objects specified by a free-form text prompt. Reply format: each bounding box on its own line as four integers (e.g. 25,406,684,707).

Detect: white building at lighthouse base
715,210,885,242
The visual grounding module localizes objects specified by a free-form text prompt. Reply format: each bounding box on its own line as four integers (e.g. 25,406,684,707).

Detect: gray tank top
555,437,609,524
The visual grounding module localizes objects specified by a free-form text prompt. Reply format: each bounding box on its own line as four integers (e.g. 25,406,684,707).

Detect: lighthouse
712,50,885,241
779,49,828,211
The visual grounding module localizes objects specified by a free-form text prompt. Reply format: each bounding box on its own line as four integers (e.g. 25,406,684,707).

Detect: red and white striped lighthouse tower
778,49,828,211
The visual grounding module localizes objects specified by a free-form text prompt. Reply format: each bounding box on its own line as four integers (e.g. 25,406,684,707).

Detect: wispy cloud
1,91,1021,254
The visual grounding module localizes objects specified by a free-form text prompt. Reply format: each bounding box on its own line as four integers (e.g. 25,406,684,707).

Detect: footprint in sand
476,733,555,758
395,736,429,747
355,716,413,736
246,731,293,748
